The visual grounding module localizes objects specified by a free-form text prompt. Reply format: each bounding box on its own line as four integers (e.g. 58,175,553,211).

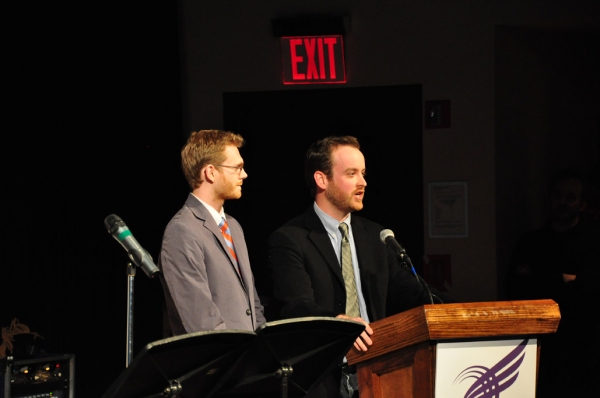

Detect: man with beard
506,167,600,396
268,136,430,398
159,130,266,335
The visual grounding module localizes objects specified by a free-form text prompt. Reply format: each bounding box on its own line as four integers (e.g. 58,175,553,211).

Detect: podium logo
453,338,528,398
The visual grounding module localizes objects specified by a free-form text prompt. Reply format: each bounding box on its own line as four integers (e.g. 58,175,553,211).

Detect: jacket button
246,309,251,316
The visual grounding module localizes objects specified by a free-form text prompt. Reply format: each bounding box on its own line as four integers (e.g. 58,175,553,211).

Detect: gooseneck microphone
104,214,159,278
379,229,435,304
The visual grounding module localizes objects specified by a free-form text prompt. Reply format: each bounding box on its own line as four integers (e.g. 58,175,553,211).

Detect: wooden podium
346,299,560,398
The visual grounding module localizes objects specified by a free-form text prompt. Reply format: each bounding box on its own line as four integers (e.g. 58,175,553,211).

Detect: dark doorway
222,85,424,320
495,27,600,300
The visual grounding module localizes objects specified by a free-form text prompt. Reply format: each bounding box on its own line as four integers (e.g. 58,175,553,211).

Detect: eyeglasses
216,164,244,174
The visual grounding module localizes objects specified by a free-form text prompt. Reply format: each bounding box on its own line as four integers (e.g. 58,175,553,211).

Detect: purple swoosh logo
453,338,528,398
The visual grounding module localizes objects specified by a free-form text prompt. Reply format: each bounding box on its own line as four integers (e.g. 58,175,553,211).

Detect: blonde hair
181,130,244,189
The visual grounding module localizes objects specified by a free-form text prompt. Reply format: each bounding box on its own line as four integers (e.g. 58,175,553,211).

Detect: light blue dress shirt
313,202,371,323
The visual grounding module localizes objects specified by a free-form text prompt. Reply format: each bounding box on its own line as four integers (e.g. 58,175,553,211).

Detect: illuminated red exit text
280,35,346,84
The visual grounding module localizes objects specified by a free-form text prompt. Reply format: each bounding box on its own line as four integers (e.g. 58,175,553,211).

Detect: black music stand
215,317,365,398
101,329,256,398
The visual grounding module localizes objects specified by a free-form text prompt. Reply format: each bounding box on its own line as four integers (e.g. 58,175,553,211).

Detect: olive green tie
339,222,360,317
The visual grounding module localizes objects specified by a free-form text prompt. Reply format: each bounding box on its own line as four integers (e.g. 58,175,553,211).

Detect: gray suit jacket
159,193,266,335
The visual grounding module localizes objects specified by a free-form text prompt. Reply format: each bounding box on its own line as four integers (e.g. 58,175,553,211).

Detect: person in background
507,167,600,397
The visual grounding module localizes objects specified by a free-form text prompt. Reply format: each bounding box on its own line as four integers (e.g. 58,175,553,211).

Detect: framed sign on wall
428,181,468,238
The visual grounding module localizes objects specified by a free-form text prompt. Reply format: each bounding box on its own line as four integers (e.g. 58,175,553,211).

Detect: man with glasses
158,129,266,335
268,135,430,398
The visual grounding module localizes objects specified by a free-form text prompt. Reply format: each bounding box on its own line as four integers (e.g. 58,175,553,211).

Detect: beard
215,177,241,200
325,182,364,214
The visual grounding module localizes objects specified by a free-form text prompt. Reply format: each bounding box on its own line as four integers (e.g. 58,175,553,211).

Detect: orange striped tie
219,218,240,273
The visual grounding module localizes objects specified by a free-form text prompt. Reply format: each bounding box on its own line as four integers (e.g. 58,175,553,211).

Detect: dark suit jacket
159,193,266,335
268,206,429,398
268,206,428,323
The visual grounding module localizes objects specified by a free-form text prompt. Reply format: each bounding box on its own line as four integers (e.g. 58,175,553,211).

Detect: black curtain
3,2,185,396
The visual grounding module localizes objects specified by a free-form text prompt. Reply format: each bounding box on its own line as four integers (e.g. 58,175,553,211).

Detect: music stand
215,317,365,398
101,329,256,398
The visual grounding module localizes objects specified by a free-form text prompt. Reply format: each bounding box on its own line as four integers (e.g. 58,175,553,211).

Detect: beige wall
179,0,599,302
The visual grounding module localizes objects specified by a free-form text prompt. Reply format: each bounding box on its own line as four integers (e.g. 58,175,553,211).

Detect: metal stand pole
276,364,293,398
126,263,136,368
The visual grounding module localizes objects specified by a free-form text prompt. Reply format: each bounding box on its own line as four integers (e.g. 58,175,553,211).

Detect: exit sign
280,35,346,85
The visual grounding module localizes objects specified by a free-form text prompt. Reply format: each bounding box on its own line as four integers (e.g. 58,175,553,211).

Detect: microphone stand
104,214,160,368
394,247,436,305
126,262,136,368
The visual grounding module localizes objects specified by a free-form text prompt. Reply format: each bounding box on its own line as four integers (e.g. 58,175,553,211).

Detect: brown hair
181,130,244,189
304,136,360,197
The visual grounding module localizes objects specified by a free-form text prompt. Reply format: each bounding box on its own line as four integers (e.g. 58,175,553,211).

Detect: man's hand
336,314,374,351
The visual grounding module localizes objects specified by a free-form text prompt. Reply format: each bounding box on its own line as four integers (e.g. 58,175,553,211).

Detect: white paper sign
434,339,537,398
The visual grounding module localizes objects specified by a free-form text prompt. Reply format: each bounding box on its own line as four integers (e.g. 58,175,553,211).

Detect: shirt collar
313,202,352,238
191,193,226,225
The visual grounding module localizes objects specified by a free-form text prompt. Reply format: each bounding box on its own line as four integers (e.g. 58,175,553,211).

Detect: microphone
104,214,159,278
379,229,416,275
380,229,405,256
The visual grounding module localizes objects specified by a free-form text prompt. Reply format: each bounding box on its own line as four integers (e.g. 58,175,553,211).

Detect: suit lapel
305,208,345,287
186,194,247,289
350,216,370,272
349,216,380,320
227,217,250,290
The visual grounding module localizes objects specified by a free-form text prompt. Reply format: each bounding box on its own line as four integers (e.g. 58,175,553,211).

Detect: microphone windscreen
379,229,395,243
104,214,124,233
